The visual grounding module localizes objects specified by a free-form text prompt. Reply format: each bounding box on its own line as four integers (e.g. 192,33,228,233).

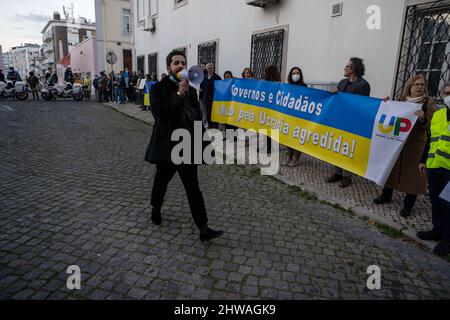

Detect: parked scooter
41,81,84,101
0,81,29,100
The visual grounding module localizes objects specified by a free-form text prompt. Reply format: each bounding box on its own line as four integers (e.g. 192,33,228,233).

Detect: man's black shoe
151,208,161,225
373,195,392,205
199,226,224,242
325,174,343,183
433,241,450,256
399,206,412,218
417,230,442,242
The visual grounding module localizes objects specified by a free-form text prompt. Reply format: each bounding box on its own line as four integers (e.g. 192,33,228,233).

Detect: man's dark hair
166,50,186,67
349,57,365,77
263,65,281,82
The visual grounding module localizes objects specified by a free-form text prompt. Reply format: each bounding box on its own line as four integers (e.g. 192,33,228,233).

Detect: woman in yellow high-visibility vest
417,83,450,257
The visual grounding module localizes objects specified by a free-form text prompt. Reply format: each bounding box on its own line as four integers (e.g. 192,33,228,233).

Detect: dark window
148,53,158,76
137,55,145,74
198,41,217,69
250,29,284,80
394,2,450,101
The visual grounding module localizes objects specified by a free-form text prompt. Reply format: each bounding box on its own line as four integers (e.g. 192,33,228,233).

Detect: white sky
0,0,95,52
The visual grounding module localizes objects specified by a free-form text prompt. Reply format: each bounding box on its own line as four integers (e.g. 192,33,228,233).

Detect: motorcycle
0,81,29,100
41,81,84,101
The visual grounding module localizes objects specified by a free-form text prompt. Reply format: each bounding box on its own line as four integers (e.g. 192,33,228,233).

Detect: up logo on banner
378,114,412,136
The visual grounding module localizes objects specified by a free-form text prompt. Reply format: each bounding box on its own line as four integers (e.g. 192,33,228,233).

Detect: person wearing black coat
64,67,74,84
325,57,371,188
0,69,5,83
145,50,223,242
200,63,222,129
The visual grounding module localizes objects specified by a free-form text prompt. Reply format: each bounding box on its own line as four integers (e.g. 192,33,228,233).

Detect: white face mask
292,74,301,82
444,95,450,109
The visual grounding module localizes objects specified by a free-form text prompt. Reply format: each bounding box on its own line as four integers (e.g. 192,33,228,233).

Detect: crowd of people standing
141,50,449,254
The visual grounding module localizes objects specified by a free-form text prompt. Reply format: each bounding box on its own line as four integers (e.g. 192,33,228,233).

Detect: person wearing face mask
416,83,450,256
144,50,223,243
373,74,437,217
282,67,307,167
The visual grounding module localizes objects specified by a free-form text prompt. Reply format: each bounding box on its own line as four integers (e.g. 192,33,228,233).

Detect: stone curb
273,172,437,251
103,102,154,126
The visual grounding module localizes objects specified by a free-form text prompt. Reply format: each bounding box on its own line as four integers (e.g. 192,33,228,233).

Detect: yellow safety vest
427,108,450,169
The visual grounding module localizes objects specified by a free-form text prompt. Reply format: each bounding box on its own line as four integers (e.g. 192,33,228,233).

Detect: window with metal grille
250,29,284,80
137,55,145,74
198,41,217,69
394,1,450,101
148,53,158,76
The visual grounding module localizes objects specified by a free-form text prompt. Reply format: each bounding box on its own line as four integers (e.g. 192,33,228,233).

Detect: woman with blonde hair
241,67,254,79
373,74,437,217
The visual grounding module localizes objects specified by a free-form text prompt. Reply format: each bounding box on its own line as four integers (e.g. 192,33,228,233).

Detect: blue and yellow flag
143,81,157,106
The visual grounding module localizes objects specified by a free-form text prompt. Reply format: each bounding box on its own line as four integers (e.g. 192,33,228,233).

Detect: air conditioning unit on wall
246,0,279,8
143,16,155,32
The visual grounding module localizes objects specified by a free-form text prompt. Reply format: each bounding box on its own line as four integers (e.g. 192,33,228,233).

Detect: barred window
250,29,284,80
137,55,145,74
148,53,158,77
394,2,450,101
198,41,217,69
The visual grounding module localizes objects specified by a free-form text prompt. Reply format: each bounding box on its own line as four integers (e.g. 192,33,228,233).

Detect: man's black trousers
151,163,208,229
428,168,450,242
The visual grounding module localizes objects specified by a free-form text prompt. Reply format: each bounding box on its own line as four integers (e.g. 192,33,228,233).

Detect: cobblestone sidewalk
1,100,449,300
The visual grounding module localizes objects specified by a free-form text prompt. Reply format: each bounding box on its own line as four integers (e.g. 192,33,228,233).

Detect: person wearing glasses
373,74,436,217
325,57,371,188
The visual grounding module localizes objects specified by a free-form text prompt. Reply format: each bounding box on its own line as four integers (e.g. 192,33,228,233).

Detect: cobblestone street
1,100,449,300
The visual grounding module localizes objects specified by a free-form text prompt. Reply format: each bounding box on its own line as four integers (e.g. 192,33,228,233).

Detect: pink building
69,36,99,77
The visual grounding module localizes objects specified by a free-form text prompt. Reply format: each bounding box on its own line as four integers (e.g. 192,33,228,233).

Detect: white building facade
3,52,11,70
0,45,4,70
95,0,134,73
9,44,41,78
132,0,450,100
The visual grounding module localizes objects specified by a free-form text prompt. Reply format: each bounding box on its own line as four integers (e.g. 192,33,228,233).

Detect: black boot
199,226,223,242
151,207,161,225
373,194,392,205
417,230,442,242
399,206,412,218
433,241,450,256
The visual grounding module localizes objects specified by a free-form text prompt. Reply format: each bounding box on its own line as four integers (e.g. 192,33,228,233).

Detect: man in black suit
200,63,222,129
145,50,223,242
325,57,371,188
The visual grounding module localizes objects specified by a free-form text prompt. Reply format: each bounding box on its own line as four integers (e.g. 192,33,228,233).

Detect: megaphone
177,65,204,86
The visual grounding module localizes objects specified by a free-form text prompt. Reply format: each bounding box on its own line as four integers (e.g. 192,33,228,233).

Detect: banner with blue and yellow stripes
212,79,421,185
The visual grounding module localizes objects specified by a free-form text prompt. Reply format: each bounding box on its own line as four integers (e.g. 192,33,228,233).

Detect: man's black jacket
200,73,222,107
337,77,371,96
145,76,206,164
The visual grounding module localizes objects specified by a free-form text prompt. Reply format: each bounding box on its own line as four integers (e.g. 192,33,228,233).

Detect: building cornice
41,20,96,34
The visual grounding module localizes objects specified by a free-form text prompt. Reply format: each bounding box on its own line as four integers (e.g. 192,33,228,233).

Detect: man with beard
145,50,223,242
